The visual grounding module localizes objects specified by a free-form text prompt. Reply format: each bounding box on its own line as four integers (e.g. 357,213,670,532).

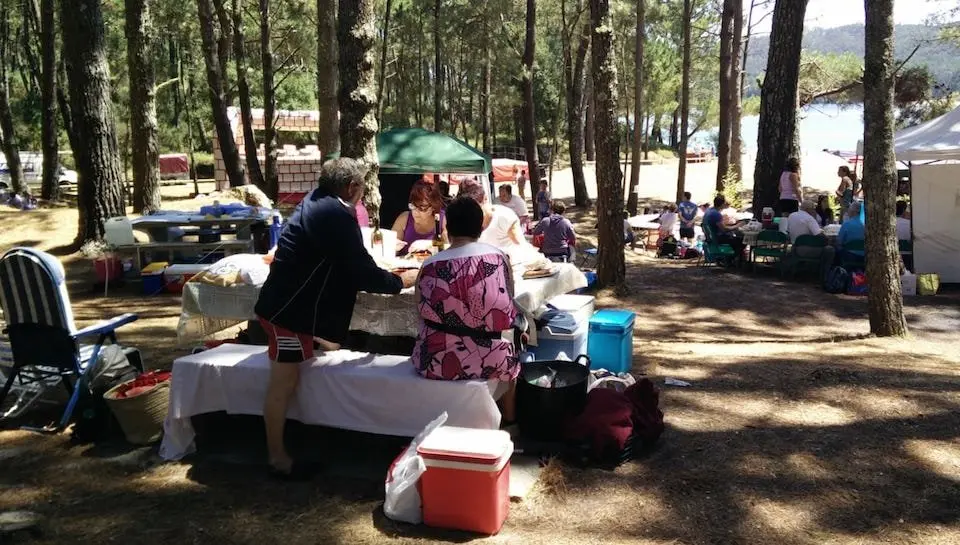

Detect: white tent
895,105,960,161
894,106,960,282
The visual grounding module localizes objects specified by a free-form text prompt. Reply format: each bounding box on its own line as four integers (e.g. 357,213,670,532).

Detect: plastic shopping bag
383,412,448,524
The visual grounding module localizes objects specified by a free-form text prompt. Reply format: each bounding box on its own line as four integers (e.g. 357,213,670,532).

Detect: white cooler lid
417,426,512,465
546,294,594,313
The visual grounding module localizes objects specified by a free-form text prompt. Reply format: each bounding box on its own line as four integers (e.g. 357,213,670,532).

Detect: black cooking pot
516,355,591,441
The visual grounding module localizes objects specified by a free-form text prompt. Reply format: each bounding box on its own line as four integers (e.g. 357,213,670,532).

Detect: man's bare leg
264,361,300,473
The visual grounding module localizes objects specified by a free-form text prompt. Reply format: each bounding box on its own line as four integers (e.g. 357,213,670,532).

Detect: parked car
0,152,78,190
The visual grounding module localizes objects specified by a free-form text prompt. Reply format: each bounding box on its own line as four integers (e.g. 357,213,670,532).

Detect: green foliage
720,173,744,209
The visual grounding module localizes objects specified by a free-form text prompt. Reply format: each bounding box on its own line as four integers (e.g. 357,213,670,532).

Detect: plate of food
522,266,558,280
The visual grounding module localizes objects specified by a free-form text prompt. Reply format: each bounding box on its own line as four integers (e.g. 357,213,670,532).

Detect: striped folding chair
0,247,138,430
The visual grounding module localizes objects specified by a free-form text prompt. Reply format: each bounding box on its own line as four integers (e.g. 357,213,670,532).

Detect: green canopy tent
377,127,492,175
328,128,492,228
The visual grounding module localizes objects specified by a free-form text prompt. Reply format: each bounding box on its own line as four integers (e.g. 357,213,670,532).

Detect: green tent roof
377,128,491,175
326,128,491,175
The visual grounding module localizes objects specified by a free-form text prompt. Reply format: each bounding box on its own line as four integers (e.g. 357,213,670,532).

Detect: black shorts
778,199,799,215
679,226,695,239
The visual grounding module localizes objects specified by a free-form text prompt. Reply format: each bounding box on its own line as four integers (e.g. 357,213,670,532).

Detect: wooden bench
116,240,253,271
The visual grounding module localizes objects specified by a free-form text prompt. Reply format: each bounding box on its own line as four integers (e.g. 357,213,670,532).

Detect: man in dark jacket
254,158,417,477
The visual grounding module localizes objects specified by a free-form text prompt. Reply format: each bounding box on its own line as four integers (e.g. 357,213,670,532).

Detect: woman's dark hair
408,181,444,213
839,165,858,183
817,194,830,210
785,157,801,173
896,200,908,217
445,196,484,239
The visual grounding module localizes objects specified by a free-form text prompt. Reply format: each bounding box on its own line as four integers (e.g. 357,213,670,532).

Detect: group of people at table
254,159,577,479
660,157,912,277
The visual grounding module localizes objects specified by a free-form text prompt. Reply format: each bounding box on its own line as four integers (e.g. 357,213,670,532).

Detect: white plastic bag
383,412,448,524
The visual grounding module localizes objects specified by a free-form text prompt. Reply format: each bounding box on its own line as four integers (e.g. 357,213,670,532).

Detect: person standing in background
677,191,698,242
516,168,528,201
778,157,802,215
534,180,551,221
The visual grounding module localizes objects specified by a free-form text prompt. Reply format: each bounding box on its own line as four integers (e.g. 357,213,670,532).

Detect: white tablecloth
177,262,588,344
159,344,501,461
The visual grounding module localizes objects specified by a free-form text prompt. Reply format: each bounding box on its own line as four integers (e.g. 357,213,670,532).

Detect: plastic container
901,272,917,296
531,295,594,361
417,426,513,535
516,355,591,441
103,217,135,246
93,256,123,283
141,262,168,295
587,310,636,374
163,264,209,294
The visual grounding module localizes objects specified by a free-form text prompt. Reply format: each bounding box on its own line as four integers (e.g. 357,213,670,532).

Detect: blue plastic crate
587,309,635,374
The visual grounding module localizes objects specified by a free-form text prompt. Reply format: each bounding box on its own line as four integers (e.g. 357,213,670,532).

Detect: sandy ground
1,186,959,545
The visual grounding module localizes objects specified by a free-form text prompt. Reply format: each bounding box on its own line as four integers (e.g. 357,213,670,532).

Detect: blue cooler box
530,295,595,361
587,309,636,373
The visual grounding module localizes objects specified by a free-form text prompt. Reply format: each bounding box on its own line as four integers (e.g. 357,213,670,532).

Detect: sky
752,0,954,33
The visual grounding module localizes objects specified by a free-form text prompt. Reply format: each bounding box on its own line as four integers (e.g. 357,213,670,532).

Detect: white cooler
530,294,594,361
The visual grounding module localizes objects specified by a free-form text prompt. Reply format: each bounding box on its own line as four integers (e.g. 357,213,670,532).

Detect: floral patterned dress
412,242,519,381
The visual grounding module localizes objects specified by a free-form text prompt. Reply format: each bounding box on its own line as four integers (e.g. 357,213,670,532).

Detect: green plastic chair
785,234,827,279
698,222,736,267
751,230,788,275
841,239,865,271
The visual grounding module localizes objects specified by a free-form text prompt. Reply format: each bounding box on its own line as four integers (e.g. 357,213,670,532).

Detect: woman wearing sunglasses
390,180,447,253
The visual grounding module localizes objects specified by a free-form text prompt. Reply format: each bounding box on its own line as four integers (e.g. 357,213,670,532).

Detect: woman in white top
778,157,802,216
457,177,523,249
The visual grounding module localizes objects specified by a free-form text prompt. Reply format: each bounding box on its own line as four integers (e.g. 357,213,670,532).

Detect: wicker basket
103,380,170,445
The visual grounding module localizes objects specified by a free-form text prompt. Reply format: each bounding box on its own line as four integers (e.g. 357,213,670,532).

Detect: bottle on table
432,214,444,254
372,218,385,258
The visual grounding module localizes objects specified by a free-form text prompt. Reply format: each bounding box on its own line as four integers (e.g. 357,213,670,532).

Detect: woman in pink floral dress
412,196,520,421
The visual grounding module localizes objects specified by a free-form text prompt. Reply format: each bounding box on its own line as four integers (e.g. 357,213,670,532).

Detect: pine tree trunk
729,0,744,181
212,0,232,106
260,0,278,201
676,0,692,202
563,0,590,207
584,58,596,162
590,0,625,288
627,0,645,215
716,0,734,191
521,0,541,193
198,0,245,187
863,0,907,337
433,0,442,132
0,6,24,196
39,0,58,201
56,60,77,154
317,0,340,158
126,0,161,214
752,0,807,214
481,33,492,154
339,0,380,219
375,0,392,125
234,0,264,188
62,0,126,243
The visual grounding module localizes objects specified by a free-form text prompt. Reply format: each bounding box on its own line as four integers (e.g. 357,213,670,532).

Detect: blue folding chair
0,247,138,430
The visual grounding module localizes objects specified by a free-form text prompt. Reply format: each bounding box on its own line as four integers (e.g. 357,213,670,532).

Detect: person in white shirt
498,184,529,227
785,201,824,243
658,204,678,238
896,201,911,241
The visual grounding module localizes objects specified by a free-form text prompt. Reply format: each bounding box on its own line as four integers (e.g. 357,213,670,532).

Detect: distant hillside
744,24,960,96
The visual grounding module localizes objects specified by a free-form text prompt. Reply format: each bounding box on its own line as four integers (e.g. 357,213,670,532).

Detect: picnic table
119,211,272,270
176,261,588,345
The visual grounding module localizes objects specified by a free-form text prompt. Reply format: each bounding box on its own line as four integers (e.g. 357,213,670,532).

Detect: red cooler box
417,426,512,535
163,264,209,294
